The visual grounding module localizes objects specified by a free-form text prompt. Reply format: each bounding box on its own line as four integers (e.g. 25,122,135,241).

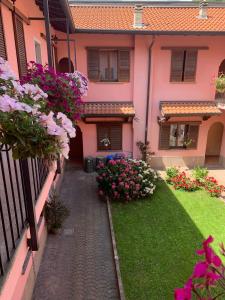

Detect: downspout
144,36,155,144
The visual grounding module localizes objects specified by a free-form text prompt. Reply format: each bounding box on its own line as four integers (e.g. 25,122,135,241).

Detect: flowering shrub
174,236,225,300
166,166,180,183
170,172,199,192
22,62,88,121
192,166,209,184
204,177,225,197
167,166,224,197
96,159,158,202
0,57,75,160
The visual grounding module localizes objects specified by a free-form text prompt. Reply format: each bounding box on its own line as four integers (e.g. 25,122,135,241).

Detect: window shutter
87,49,99,81
118,50,130,82
14,15,27,77
170,50,184,82
159,124,171,150
110,124,122,150
0,8,7,60
97,124,109,150
183,50,197,82
187,124,199,149
97,123,122,151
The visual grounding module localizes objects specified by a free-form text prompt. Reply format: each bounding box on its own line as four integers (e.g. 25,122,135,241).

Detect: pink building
65,1,225,169
1,1,225,299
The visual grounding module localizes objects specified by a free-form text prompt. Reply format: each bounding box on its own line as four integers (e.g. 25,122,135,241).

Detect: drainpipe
144,36,155,144
43,0,53,68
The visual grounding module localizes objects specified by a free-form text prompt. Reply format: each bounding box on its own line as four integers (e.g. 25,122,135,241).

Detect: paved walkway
33,163,119,300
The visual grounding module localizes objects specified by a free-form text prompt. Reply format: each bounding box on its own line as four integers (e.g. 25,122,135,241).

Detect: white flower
22,83,48,101
57,112,76,138
12,80,24,95
0,58,16,80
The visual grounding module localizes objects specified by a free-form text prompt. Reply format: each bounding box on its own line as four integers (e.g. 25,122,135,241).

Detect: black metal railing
0,145,49,277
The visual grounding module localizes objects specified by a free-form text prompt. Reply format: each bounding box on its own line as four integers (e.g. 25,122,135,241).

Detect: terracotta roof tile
82,102,135,116
160,101,222,116
71,6,225,33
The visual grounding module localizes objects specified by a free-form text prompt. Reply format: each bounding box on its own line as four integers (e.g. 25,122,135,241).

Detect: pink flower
174,279,192,300
192,262,208,278
99,190,104,196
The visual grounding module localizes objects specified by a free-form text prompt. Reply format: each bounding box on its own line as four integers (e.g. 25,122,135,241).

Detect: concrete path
33,163,119,300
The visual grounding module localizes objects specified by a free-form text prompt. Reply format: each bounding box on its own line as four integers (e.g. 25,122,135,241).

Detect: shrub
174,236,225,300
204,176,225,197
0,58,75,160
192,166,209,184
171,172,199,192
45,191,69,234
96,159,158,202
136,141,153,163
166,166,179,183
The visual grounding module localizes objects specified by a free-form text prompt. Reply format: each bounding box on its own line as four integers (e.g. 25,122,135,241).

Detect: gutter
74,29,225,36
144,37,155,144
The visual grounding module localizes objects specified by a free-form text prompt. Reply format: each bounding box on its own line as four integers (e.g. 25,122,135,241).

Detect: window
159,123,199,150
170,49,198,82
97,123,122,151
0,8,7,60
13,14,27,77
87,48,130,82
34,40,42,64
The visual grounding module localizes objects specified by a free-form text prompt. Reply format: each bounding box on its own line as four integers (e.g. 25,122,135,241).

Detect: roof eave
74,29,225,36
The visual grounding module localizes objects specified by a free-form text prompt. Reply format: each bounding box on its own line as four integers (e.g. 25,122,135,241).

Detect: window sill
169,81,196,84
90,81,129,84
97,149,123,152
160,148,197,151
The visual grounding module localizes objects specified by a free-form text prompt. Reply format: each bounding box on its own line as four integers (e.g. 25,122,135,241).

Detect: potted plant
0,57,75,160
215,74,225,93
45,191,69,234
22,62,88,122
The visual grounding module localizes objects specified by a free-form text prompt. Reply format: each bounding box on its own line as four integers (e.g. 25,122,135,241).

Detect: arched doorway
57,57,74,73
205,122,224,165
69,126,83,163
218,59,225,75
215,59,225,99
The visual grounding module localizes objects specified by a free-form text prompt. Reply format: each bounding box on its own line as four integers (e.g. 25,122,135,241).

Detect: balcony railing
0,145,48,277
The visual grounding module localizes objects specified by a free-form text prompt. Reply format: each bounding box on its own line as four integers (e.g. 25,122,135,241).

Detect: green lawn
112,180,225,300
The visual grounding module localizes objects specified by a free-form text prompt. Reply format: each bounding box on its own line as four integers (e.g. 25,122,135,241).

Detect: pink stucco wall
79,120,133,158
57,33,225,163
148,35,225,161
1,0,52,77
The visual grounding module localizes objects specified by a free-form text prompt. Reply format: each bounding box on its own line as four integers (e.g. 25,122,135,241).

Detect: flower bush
174,236,225,300
96,159,158,202
170,171,199,192
167,166,224,197
0,57,75,160
192,166,209,184
166,166,180,183
22,62,88,121
204,176,225,197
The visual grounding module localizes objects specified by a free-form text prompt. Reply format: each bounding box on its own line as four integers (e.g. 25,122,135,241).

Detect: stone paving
33,163,119,300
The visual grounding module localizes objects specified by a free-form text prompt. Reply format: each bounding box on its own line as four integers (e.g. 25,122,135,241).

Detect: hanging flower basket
215,74,225,94
21,62,88,122
0,57,76,161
